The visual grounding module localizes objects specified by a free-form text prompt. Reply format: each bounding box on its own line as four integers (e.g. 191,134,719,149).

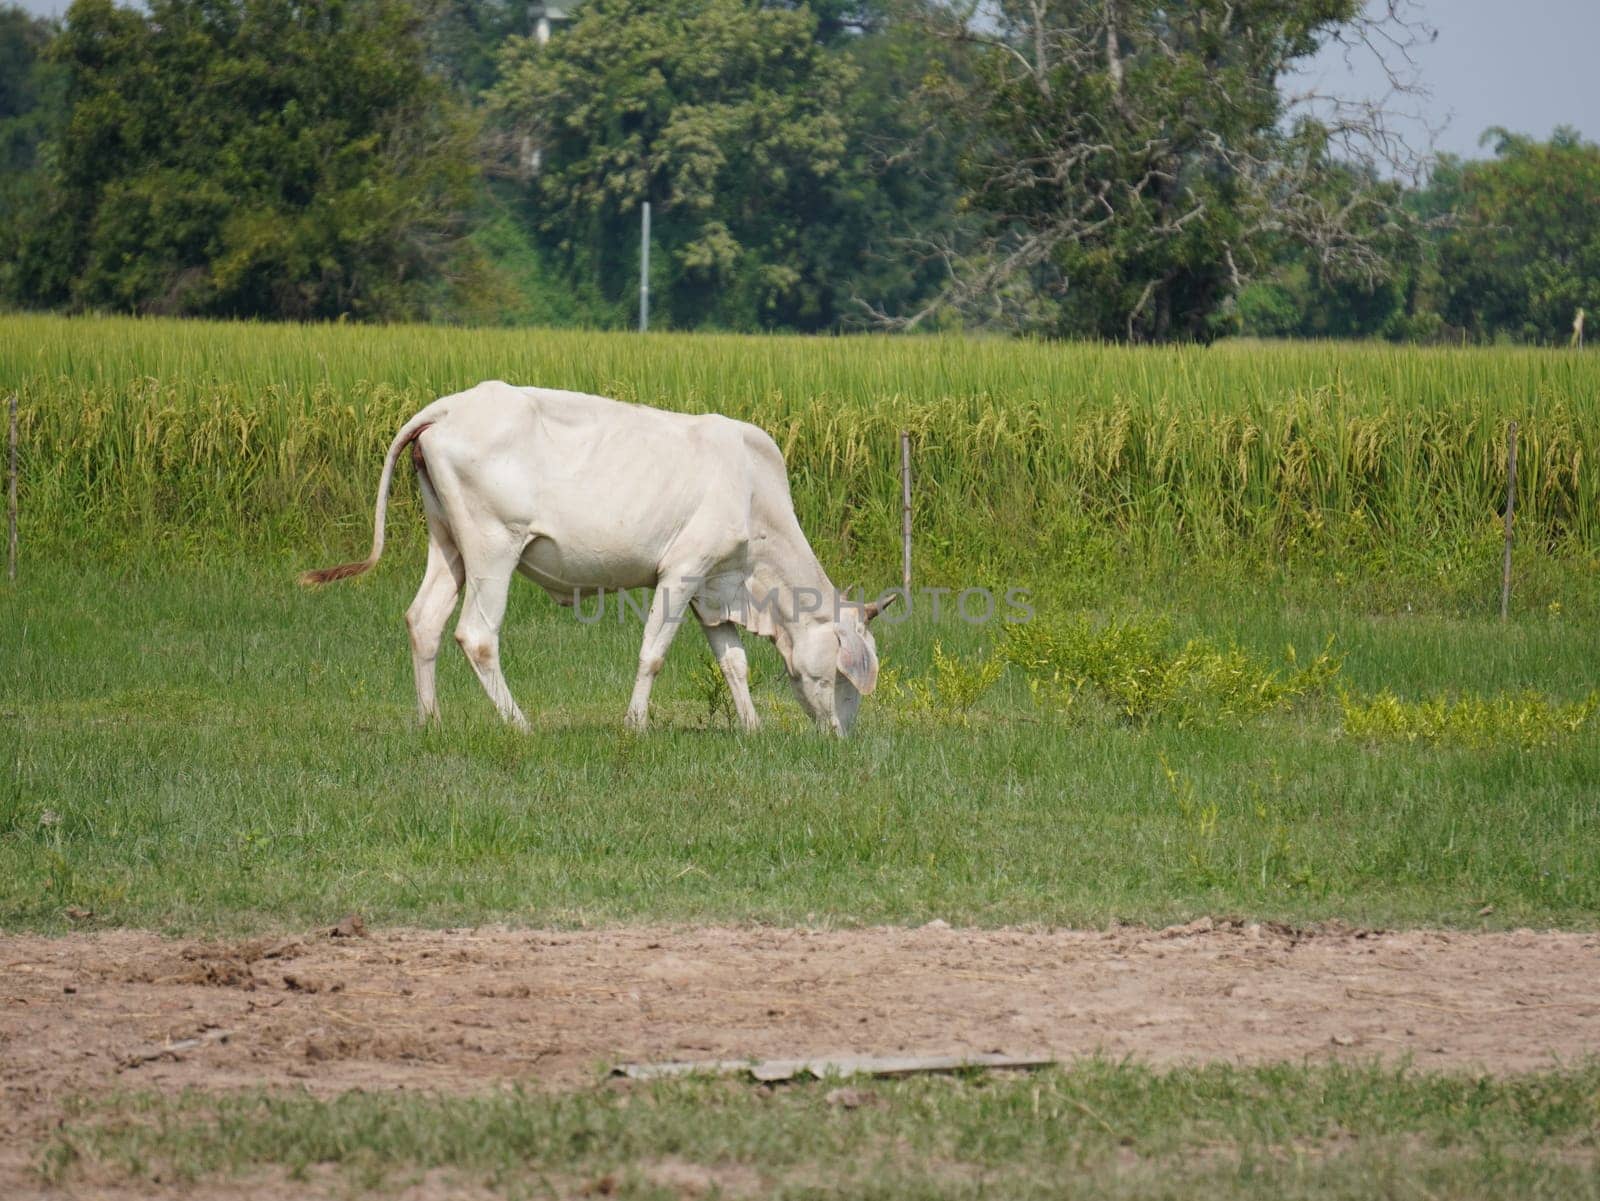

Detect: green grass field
44,1063,1600,1199
4,316,1599,1198
3,556,1598,933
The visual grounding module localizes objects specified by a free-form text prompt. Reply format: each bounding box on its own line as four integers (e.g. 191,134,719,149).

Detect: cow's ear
836,625,878,695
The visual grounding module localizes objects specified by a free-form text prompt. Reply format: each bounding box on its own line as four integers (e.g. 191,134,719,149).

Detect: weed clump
693,656,769,727
1340,689,1599,749
881,642,1005,724
1002,615,1341,727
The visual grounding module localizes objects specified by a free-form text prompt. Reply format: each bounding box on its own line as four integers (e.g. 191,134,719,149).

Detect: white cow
300,381,891,735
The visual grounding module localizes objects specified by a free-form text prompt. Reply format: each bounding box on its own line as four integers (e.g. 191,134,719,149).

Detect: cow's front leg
700,620,760,732
624,573,699,731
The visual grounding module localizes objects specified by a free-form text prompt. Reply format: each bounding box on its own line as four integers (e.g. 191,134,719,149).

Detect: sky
1297,0,1598,160
10,0,1597,162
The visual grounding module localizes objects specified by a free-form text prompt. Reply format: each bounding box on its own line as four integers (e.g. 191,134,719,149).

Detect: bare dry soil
4,920,1599,1193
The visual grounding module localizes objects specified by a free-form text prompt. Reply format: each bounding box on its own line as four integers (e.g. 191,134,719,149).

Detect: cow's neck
746,527,838,670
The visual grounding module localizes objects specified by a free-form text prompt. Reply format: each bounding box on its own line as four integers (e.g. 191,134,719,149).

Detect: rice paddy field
3,313,1599,1199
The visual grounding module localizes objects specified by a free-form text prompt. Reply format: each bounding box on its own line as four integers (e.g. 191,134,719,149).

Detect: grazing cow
300,381,892,735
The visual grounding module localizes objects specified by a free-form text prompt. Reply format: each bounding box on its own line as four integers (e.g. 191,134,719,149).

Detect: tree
1234,159,1425,340
0,4,66,300
879,0,1433,341
423,0,525,96
6,0,482,320
0,4,62,173
822,0,975,328
1437,128,1600,344
488,0,885,330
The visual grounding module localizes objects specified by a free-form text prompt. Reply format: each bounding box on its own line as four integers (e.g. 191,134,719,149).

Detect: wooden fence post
900,430,912,596
7,393,16,584
1500,421,1518,622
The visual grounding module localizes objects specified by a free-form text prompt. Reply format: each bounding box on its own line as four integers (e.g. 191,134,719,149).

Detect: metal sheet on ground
614,1052,1056,1081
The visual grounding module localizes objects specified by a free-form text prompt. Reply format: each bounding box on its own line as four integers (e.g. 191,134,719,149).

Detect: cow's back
420,381,761,588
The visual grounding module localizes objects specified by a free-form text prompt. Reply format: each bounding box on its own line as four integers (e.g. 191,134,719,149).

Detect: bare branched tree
860,0,1437,341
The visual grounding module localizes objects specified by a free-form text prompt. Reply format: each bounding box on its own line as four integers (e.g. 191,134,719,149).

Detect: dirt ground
4,919,1600,1189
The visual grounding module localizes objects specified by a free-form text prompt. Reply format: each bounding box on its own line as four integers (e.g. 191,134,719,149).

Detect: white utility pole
639,201,651,333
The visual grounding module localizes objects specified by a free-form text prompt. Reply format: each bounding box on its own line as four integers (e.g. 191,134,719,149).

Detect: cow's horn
863,592,901,622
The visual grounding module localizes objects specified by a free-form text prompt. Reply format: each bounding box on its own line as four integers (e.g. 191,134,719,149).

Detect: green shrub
882,642,1005,724
1340,689,1599,749
1002,615,1341,726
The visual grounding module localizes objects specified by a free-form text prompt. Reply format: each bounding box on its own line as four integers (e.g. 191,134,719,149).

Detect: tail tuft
297,416,435,590
298,559,373,587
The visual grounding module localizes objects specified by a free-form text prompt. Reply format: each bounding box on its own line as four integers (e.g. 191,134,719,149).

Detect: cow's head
786,593,895,736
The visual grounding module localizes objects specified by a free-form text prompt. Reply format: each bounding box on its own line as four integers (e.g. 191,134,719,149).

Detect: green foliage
1235,280,1304,338
0,3,62,171
488,0,855,330
485,0,954,331
465,200,618,327
1341,689,1600,750
1235,214,1422,344
822,0,971,329
0,0,1592,342
943,0,1417,342
3,0,483,321
1438,127,1600,344
1003,615,1341,727
423,0,524,96
1243,160,1424,342
883,641,1005,723
0,3,65,298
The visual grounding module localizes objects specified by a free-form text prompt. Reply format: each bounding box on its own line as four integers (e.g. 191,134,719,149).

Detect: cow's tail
297,408,440,587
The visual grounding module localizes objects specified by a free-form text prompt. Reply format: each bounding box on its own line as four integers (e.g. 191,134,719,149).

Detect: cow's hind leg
454,537,530,730
405,516,464,725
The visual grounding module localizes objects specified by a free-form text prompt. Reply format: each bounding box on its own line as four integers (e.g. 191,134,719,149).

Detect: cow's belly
516,534,659,594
